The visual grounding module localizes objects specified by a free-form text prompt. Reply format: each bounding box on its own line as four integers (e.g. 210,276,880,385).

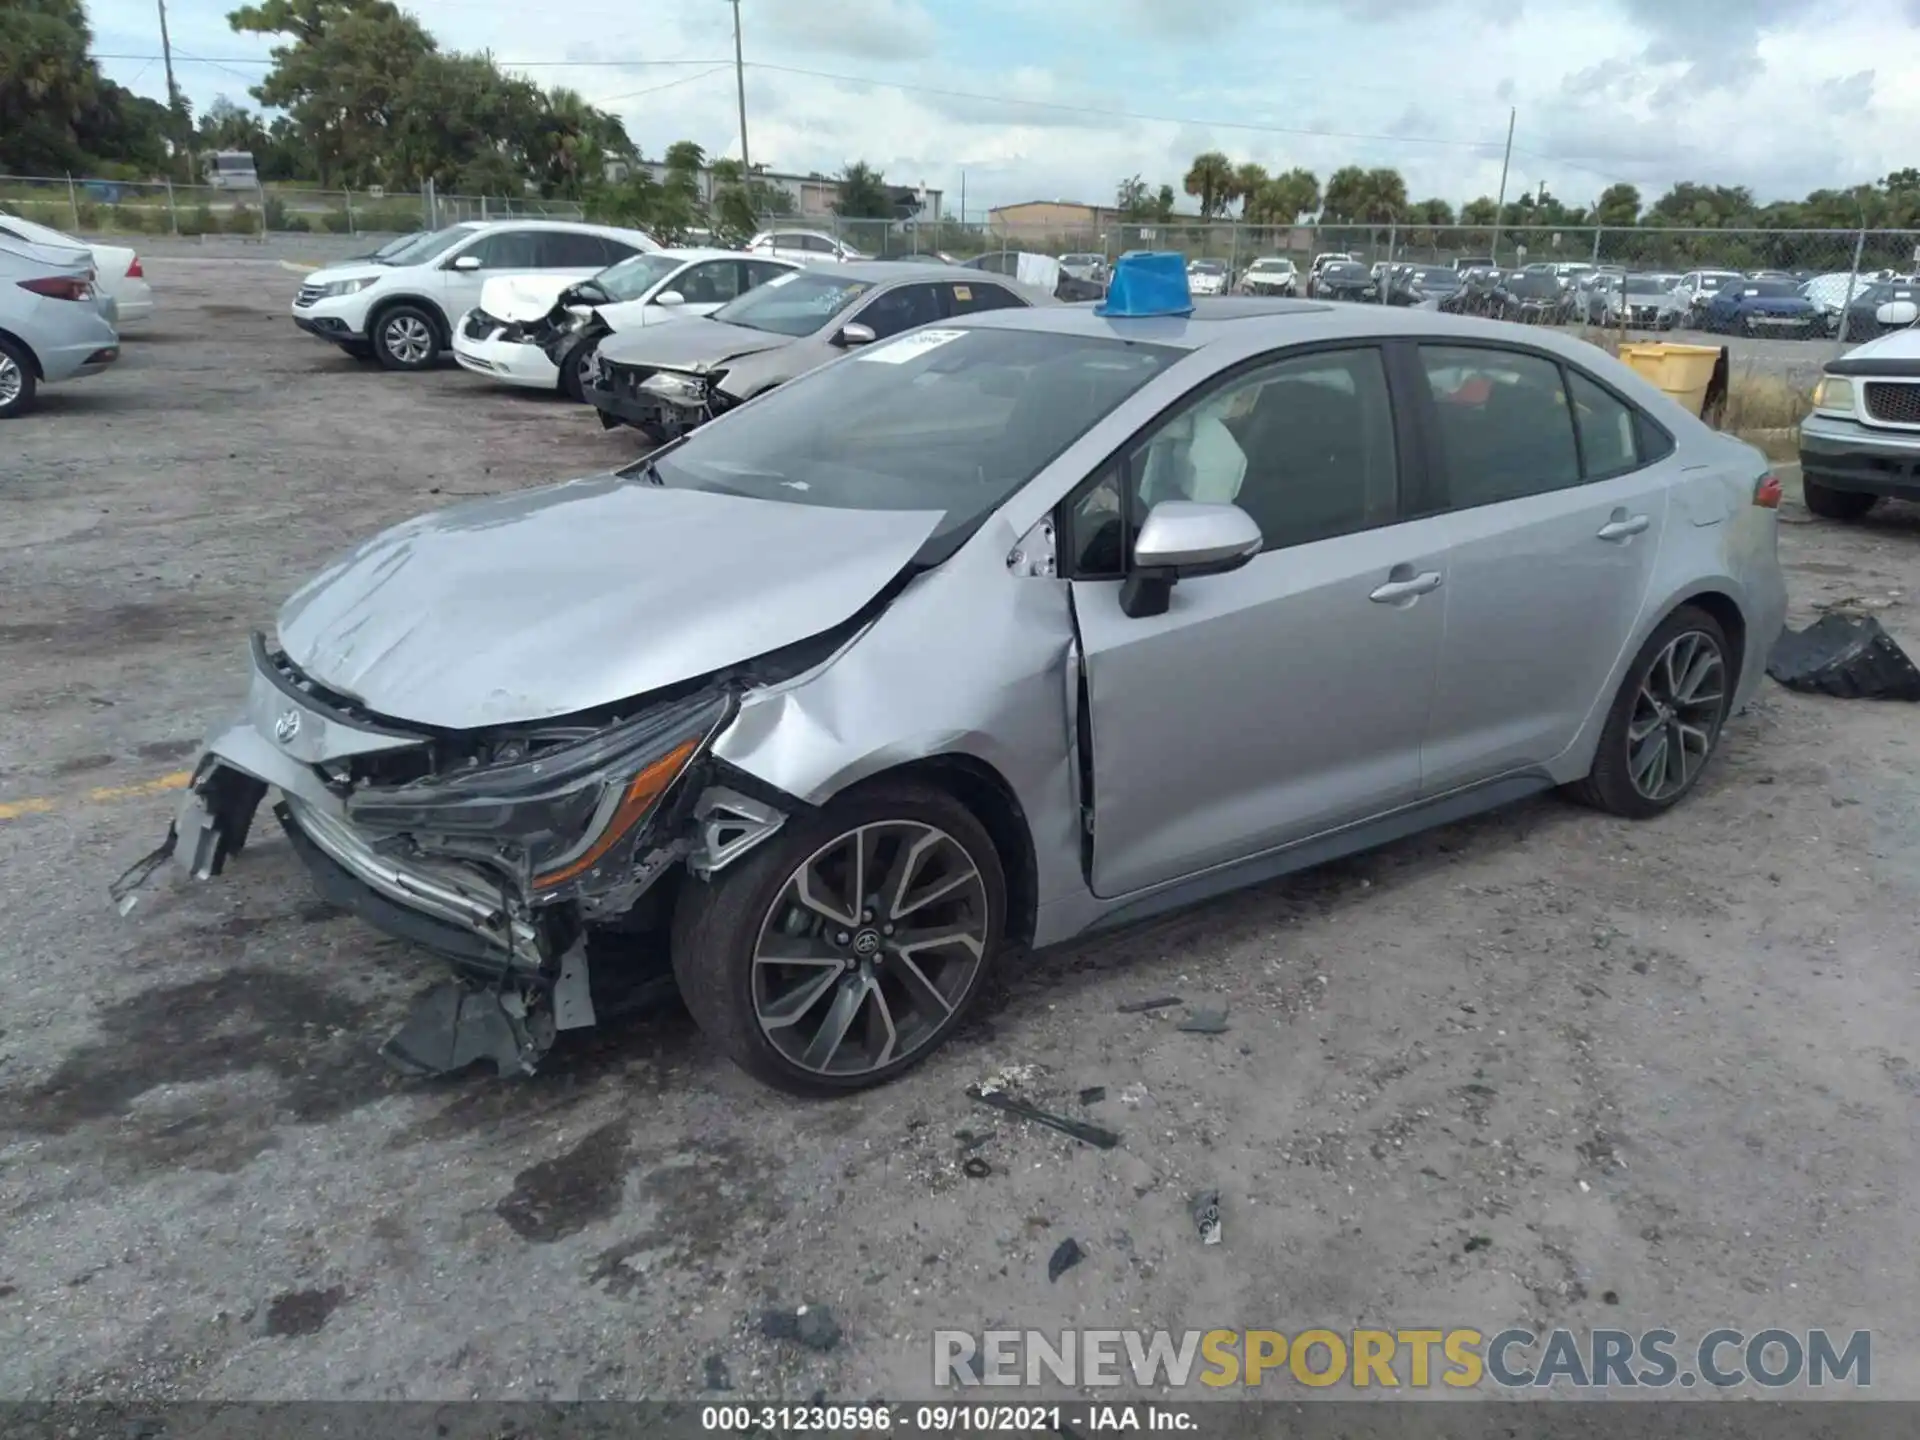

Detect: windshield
1249,259,1291,271
1325,264,1367,280
631,328,1181,560
371,232,425,260
1698,274,1737,290
1736,280,1800,298
1508,273,1560,296
710,271,872,337
376,225,479,267
597,252,686,303
1624,276,1668,295
214,155,254,173
1061,254,1101,265
1191,262,1225,274
1411,268,1458,286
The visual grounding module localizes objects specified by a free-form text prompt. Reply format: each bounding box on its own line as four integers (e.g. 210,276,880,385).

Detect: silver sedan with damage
123,282,1787,1094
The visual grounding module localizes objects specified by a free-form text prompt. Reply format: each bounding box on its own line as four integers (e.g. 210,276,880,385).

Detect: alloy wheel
0,351,21,409
1627,630,1726,802
750,820,990,1078
383,315,434,365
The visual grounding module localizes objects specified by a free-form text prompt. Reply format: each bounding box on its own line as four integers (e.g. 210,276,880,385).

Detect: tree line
1143,151,1920,232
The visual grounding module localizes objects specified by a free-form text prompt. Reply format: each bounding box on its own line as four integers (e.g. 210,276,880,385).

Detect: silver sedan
132,287,1787,1094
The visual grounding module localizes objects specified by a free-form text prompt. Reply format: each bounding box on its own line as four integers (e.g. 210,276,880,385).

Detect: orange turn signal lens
531,738,701,891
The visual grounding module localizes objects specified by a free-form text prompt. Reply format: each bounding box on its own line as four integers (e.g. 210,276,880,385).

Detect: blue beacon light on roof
1094,251,1194,318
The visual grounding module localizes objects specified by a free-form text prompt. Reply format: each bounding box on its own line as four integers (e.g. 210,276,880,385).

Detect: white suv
290,220,658,370
745,228,868,265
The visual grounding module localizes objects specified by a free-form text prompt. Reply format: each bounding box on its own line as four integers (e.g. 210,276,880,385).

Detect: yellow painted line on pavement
0,770,191,823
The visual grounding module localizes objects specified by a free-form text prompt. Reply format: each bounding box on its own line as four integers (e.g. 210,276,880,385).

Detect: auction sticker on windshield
857,329,968,364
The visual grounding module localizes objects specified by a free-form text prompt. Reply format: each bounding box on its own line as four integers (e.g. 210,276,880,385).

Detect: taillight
1753,474,1783,509
127,256,144,279
17,276,92,302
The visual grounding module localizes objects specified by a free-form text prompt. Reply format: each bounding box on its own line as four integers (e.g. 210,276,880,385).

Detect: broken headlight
343,689,730,893
639,371,707,405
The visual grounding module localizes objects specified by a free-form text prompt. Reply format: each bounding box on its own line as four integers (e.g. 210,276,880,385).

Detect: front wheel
1802,477,1878,520
0,335,37,419
1564,605,1732,819
670,781,1007,1095
371,304,441,371
557,337,597,403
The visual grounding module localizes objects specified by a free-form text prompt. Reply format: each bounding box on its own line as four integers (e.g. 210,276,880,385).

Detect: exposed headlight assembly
344,689,731,893
640,371,707,405
317,276,378,299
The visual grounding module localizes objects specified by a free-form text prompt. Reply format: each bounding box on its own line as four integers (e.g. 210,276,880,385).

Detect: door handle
1369,570,1443,603
1597,512,1650,541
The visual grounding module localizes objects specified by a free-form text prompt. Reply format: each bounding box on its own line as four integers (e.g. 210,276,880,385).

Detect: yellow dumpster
1618,342,1723,417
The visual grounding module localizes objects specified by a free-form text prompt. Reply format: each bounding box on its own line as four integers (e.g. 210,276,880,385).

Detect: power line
589,66,732,107
93,52,730,67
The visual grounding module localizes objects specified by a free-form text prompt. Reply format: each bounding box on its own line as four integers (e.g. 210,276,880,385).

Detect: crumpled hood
478,272,574,323
276,473,943,729
596,317,793,373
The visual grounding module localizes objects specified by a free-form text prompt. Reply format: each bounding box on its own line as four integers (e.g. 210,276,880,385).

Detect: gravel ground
2,260,1917,1403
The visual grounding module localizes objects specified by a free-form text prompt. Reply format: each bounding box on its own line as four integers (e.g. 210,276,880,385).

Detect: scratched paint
0,770,191,823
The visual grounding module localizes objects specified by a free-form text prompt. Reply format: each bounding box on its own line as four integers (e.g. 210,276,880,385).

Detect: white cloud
83,0,1920,218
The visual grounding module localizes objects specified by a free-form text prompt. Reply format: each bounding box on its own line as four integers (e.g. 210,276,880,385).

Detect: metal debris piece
1117,995,1183,1014
1190,1190,1222,1245
1465,1234,1493,1253
551,937,597,1032
967,1085,1121,1149
703,1354,732,1391
1766,614,1920,701
1177,1005,1231,1034
962,1156,992,1179
1048,1238,1085,1282
1078,1086,1107,1105
379,981,555,1078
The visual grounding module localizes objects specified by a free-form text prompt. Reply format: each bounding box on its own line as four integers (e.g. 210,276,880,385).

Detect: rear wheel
671,781,1006,1095
1802,477,1878,520
1565,605,1731,819
0,336,37,419
371,304,441,371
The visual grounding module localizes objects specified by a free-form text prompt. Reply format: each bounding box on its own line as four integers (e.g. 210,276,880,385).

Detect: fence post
1590,225,1602,265
1381,223,1396,304
257,177,270,238
1835,227,1867,349
66,173,82,231
164,177,178,236
481,194,488,222
344,187,356,234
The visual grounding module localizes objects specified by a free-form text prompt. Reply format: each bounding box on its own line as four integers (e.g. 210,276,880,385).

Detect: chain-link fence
0,174,584,240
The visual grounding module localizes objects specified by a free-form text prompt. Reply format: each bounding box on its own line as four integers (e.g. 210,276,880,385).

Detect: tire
1802,477,1878,521
370,303,441,371
557,337,597,403
1564,604,1732,819
670,779,1008,1096
0,335,38,419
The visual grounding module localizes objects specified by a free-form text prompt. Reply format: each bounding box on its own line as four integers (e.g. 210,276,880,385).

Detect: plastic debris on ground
1177,1005,1231,1034
1078,1086,1107,1105
1191,1190,1222,1245
1048,1238,1086,1282
967,1085,1122,1149
1117,995,1183,1014
975,1062,1038,1096
761,1303,841,1352
1766,614,1920,701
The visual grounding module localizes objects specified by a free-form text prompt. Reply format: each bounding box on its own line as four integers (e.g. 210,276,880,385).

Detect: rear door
445,227,540,317
1067,342,1449,897
1414,344,1674,793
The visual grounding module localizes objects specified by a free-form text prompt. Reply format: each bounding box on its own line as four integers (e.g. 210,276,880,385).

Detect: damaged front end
583,354,731,442
117,632,785,1078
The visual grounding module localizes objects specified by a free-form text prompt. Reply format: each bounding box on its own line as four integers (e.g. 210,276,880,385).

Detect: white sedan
453,248,799,396
0,210,153,329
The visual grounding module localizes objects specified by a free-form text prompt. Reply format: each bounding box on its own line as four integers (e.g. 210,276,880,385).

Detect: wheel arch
836,753,1040,950
367,293,452,344
0,325,43,377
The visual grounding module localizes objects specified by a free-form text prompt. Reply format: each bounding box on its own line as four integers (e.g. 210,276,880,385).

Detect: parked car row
0,208,146,418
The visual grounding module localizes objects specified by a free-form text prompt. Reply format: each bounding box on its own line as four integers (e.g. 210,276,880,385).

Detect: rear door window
537,231,613,268
853,282,945,339
948,281,1027,315
1418,346,1582,508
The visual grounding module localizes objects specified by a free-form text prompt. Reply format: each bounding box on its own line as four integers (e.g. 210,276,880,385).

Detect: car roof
461,219,649,237
657,246,760,262
803,260,991,282
939,295,1674,359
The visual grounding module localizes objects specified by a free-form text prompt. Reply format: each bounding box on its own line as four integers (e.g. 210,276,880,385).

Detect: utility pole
730,0,750,172
157,0,189,177
1489,106,1515,264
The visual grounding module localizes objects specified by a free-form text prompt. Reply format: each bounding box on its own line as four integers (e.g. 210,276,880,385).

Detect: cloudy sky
87,0,1920,215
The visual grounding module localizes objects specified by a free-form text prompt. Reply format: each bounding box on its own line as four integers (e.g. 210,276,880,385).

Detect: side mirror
835,322,877,347
450,254,482,272
1877,299,1919,328
654,290,685,308
1120,501,1264,619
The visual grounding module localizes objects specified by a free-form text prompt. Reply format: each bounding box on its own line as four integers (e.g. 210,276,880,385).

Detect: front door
1412,344,1673,792
1066,344,1448,898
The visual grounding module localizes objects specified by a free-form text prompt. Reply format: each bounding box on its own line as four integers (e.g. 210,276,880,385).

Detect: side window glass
1566,369,1640,478
1128,347,1398,552
600,238,639,263
674,261,742,305
745,261,790,288
1418,345,1580,508
805,234,836,253
949,281,1026,314
1063,463,1126,579
538,232,609,268
470,230,539,269
855,283,944,340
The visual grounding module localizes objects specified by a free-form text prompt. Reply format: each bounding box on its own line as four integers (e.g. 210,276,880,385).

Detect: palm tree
1183,151,1235,220
1233,162,1268,217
